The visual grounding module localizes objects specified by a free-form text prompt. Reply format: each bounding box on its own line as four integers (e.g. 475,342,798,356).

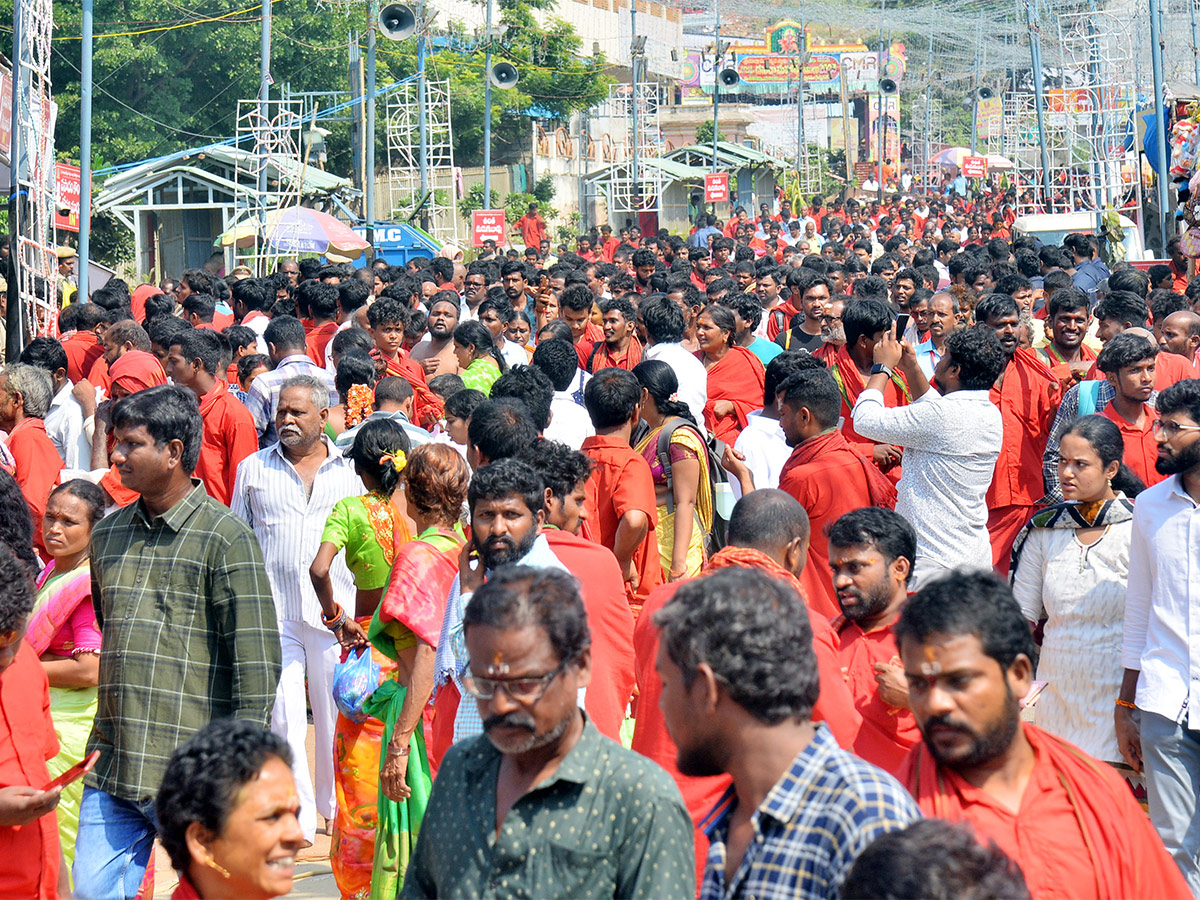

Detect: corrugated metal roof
667,142,792,170
584,156,711,183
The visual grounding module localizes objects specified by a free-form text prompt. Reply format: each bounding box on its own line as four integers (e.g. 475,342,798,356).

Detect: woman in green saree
367,442,470,898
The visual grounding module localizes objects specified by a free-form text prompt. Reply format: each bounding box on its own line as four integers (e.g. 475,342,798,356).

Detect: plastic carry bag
332,646,381,724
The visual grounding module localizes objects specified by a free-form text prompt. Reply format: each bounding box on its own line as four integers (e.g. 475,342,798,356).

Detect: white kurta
1011,521,1132,763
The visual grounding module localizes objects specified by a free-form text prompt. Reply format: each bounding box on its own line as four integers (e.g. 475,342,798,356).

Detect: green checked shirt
401,716,696,900
86,481,282,804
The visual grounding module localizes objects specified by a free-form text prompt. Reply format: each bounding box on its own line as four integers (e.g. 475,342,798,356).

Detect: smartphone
43,750,100,792
894,313,911,336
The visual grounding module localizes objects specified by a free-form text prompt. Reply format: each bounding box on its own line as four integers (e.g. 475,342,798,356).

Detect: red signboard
471,209,505,247
55,162,81,232
961,155,988,179
704,172,730,204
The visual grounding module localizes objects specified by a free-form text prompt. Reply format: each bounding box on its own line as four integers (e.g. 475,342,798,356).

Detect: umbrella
213,207,371,259
932,146,1016,169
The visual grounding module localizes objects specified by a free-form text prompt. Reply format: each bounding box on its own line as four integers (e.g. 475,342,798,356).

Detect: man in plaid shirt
72,385,281,900
653,567,920,900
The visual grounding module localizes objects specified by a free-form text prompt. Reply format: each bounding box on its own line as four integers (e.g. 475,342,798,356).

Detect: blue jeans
72,786,158,900
1140,710,1200,894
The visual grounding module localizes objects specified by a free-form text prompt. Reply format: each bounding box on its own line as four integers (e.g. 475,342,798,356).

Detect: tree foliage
9,0,608,173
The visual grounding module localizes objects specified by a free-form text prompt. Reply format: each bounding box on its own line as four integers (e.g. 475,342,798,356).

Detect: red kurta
305,322,338,368
580,435,663,615
543,527,636,742
701,345,766,446
572,323,606,368
901,724,1192,900
1100,401,1165,489
631,547,862,884
987,348,1060,572
61,332,105,385
765,298,802,341
195,380,259,506
833,616,921,775
777,430,896,619
828,345,910,481
1085,350,1195,393
6,419,64,556
0,643,60,900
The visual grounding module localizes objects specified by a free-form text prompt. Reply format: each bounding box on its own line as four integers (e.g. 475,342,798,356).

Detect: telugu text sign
472,210,506,247
704,172,730,204
55,163,81,232
961,155,988,179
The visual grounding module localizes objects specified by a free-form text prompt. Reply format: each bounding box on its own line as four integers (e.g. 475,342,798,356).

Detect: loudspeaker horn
489,62,520,89
379,3,416,40
879,77,898,94
718,67,741,87
976,85,995,101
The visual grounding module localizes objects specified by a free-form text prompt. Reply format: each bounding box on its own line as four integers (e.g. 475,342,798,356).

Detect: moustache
483,713,536,732
923,714,973,736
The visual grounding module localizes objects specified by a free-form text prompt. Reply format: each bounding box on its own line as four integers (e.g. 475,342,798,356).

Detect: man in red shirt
776,367,895,618
827,507,921,774
830,299,910,479
0,365,64,555
584,297,642,372
518,438,635,741
580,368,663,618
632,488,862,882
58,302,107,384
558,284,605,368
898,570,1190,900
0,545,63,900
1096,332,1165,488
977,295,1060,572
164,329,259,505
1158,310,1200,376
1093,291,1195,391
299,281,340,368
513,202,548,250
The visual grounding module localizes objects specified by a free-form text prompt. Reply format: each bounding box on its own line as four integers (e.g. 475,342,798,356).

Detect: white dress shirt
546,392,595,450
44,381,91,470
1122,475,1200,729
852,386,1002,586
728,411,790,498
643,342,708,430
231,437,362,625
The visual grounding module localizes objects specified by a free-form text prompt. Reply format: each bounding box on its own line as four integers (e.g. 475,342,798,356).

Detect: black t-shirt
775,326,824,352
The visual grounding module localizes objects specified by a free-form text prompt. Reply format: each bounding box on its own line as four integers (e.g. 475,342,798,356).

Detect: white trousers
271,618,340,842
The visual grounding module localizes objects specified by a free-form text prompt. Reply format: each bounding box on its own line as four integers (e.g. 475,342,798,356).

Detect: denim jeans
1140,709,1200,894
72,785,158,900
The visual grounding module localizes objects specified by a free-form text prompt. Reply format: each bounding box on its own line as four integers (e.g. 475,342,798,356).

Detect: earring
203,855,231,879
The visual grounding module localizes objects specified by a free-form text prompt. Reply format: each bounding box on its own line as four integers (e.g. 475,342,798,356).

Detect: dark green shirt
401,717,696,899
86,482,281,803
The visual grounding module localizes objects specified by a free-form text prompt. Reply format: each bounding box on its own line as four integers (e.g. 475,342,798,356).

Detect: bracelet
389,744,411,757
321,604,347,632
1115,698,1137,710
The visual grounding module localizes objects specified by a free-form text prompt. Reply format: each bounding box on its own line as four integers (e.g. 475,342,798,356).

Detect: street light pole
418,2,429,232
79,0,93,301
365,0,377,249
1149,0,1169,245
483,0,493,210
712,0,720,178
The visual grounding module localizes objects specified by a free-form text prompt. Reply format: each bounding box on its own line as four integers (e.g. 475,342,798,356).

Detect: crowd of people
0,182,1197,900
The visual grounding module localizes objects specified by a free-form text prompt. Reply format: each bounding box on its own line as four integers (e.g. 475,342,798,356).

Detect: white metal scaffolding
12,0,57,336
602,82,667,220
385,79,458,245
232,97,305,273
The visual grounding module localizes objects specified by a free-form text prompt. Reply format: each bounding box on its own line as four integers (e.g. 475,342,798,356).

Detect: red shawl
781,428,897,510
108,350,167,395
901,723,1191,900
379,350,444,430
829,345,910,475
702,345,766,446
377,534,463,648
766,299,802,341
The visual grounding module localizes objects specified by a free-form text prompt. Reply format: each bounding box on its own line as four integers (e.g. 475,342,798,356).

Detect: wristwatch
870,363,894,377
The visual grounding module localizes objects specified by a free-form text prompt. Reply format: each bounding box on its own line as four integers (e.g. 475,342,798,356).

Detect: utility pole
795,15,806,176
969,25,980,155
7,0,22,359
418,1,429,232
365,0,377,250
923,4,933,190
258,0,272,227
1149,0,1169,245
483,0,493,210
631,0,639,218
712,0,721,178
79,0,93,301
1192,0,1200,85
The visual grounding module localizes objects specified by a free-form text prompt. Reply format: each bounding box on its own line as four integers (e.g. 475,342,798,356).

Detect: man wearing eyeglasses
404,565,695,900
1118,378,1200,893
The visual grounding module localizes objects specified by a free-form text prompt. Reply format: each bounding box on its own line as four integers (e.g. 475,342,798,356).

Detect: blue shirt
748,336,783,366
699,724,920,900
913,338,943,380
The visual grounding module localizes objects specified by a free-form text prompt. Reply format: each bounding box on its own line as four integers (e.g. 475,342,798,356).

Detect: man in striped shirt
654,567,920,900
232,375,362,844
